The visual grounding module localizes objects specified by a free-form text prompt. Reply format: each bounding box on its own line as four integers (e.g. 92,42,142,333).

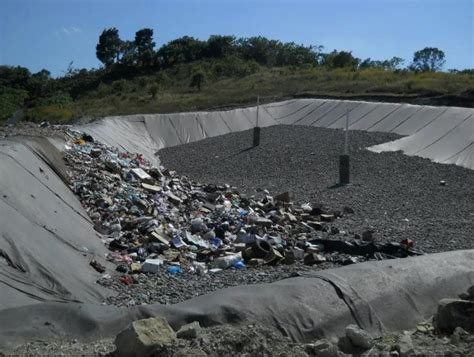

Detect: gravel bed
7,338,115,356
99,262,339,306
160,125,474,253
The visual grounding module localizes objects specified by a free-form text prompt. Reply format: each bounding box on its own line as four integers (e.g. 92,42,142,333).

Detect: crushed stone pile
160,125,474,253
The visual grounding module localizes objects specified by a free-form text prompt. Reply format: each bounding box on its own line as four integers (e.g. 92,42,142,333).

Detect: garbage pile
64,131,422,281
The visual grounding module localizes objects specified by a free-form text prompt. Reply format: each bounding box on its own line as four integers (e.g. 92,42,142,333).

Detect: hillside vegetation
1,31,473,124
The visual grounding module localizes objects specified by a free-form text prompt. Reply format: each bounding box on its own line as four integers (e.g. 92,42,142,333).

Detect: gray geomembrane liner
79,99,474,169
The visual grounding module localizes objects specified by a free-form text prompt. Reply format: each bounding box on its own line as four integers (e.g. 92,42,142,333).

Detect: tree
359,56,404,70
0,65,31,88
411,47,446,72
157,36,206,67
96,28,122,67
190,70,205,91
120,40,137,66
237,36,280,65
323,50,360,68
206,35,237,58
134,28,155,66
28,69,51,96
386,56,404,70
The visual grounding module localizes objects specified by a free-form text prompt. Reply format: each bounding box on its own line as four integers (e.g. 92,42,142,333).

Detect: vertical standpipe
339,109,350,184
253,95,261,147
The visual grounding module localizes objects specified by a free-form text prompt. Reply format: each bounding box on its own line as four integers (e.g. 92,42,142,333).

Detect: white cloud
60,26,81,35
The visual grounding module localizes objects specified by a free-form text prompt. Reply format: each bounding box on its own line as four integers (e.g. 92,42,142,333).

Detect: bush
25,105,73,123
190,67,206,91
112,79,130,92
210,56,260,78
149,84,159,99
34,91,72,107
96,82,112,98
0,87,28,121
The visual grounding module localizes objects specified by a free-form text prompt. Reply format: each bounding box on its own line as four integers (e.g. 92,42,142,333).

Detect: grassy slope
72,67,474,118
32,65,474,122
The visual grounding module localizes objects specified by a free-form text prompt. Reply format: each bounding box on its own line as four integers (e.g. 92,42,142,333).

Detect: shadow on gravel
238,146,255,154
327,183,348,190
217,146,256,161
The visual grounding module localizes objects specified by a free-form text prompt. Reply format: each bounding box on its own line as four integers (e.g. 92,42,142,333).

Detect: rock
467,285,474,299
450,326,469,345
114,317,176,357
434,298,474,334
312,339,339,357
274,191,291,203
362,230,374,242
310,204,324,216
176,321,202,340
343,206,354,214
345,324,373,350
395,333,414,357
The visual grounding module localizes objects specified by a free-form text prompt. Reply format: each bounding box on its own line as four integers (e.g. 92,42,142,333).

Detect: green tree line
1,28,472,122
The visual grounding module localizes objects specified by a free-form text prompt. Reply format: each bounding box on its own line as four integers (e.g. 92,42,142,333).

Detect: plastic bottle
214,254,242,269
167,265,182,274
234,260,246,269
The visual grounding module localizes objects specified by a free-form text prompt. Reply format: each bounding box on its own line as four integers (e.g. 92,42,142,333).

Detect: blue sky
1,0,473,76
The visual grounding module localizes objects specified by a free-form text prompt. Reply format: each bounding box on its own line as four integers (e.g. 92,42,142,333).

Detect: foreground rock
394,333,414,357
114,317,176,357
176,321,202,340
434,285,474,334
345,324,373,350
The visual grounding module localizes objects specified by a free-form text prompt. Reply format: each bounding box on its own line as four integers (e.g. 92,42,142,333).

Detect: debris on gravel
159,125,474,253
0,121,65,139
63,128,421,306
